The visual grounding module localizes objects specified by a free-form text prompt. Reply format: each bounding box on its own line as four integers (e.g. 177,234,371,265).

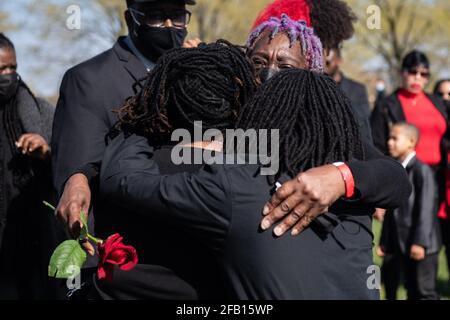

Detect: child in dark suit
378,122,441,300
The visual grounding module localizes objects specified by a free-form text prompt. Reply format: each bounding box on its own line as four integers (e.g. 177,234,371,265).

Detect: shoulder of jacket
384,92,400,104
36,96,54,109
411,160,433,179
63,46,117,80
343,77,365,90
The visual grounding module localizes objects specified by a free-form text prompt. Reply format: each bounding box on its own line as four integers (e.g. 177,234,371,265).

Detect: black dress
98,133,412,299
92,145,226,300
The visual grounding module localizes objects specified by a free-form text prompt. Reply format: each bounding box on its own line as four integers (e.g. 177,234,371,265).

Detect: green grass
372,220,450,299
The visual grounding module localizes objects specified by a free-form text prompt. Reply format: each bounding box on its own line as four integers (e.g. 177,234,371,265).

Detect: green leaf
48,240,87,279
79,210,88,241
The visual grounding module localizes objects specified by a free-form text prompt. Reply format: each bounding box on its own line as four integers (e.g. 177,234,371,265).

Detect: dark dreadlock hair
118,40,257,144
236,68,364,176
307,0,357,50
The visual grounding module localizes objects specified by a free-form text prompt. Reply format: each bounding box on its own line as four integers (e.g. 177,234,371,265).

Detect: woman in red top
371,50,448,265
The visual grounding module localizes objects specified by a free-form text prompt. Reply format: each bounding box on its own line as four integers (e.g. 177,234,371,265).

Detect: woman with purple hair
246,14,324,82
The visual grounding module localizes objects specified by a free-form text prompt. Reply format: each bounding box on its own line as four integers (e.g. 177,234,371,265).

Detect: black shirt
94,144,226,300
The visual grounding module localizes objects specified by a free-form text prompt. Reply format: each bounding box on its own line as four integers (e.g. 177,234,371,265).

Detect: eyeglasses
407,68,430,79
130,8,191,28
437,91,450,97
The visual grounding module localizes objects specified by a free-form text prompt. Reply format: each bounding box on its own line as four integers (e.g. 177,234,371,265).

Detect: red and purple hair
252,0,312,30
251,0,356,50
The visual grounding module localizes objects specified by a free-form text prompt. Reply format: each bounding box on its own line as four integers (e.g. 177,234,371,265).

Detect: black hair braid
118,40,257,144
237,69,364,177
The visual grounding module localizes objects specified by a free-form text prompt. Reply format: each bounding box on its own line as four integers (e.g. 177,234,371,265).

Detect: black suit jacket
339,75,373,144
52,36,148,196
380,156,442,255
98,132,412,299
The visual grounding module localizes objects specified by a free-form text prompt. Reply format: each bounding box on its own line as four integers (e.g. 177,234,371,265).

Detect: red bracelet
332,162,355,199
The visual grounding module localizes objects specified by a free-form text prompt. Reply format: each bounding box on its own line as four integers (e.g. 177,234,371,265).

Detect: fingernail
274,227,283,236
261,219,270,230
291,229,299,236
263,205,270,215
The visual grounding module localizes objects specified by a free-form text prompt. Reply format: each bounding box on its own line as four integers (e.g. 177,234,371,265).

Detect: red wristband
333,162,355,199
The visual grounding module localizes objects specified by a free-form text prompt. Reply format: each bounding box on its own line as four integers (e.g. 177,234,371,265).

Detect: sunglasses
407,69,430,79
130,8,191,28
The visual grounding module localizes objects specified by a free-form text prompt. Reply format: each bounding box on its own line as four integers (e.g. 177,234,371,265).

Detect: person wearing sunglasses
52,0,198,280
371,51,448,286
372,50,447,165
126,0,198,63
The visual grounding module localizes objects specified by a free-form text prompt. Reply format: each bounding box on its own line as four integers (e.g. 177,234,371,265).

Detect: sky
2,0,450,99
2,0,117,98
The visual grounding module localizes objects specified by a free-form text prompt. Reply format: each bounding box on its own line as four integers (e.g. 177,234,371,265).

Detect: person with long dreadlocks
245,2,380,235
98,49,411,298
0,33,65,299
89,40,258,300
247,0,373,143
53,0,198,257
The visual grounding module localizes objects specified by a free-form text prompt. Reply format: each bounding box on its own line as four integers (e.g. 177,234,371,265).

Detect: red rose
97,233,138,281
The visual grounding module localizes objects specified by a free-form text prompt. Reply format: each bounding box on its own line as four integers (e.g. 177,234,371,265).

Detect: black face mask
0,72,20,103
258,68,279,83
131,23,187,62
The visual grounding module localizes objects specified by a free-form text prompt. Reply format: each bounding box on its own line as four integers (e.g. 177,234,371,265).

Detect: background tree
0,8,15,32
11,0,271,97
189,0,272,44
4,0,450,100
344,0,450,94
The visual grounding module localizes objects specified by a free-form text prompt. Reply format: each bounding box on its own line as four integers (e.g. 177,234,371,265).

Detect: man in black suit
52,0,196,245
325,47,373,144
379,123,441,300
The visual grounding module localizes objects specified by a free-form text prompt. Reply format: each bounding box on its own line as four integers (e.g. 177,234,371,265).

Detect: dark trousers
382,252,439,300
439,218,450,275
88,265,199,300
